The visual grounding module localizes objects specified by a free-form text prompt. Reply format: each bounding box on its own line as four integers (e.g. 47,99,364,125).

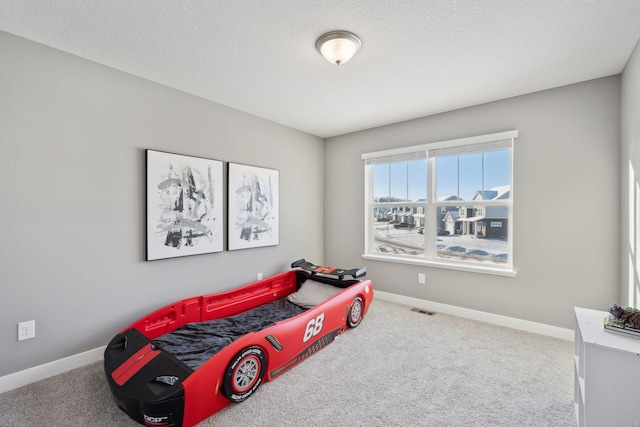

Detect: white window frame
362,130,517,277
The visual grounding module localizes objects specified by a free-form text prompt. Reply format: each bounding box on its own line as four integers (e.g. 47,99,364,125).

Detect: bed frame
104,260,373,427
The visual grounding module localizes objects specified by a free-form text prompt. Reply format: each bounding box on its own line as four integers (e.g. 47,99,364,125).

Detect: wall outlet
18,320,35,341
418,273,426,285
257,272,263,280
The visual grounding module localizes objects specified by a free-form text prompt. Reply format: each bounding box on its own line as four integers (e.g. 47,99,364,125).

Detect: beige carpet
0,299,576,426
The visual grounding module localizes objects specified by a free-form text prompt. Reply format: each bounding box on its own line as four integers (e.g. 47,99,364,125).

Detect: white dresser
574,306,640,426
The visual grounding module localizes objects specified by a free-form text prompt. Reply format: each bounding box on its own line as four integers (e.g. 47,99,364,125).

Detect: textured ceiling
1,1,640,138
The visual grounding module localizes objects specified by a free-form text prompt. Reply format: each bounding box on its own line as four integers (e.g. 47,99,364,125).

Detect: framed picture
146,150,224,260
227,162,279,250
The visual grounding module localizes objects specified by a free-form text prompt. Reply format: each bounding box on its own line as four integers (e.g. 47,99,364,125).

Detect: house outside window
362,130,517,276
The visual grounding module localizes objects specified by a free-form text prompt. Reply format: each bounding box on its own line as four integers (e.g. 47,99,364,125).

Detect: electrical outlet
257,272,263,280
418,273,426,285
18,320,35,341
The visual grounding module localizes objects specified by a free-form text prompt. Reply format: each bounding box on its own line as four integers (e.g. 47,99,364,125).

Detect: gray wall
0,32,324,377
621,38,640,306
325,76,621,330
0,27,629,378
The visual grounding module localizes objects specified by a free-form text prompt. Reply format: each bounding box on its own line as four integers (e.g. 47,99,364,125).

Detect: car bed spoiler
290,259,366,281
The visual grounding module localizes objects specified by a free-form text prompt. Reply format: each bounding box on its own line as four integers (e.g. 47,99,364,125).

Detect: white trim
363,130,517,274
364,163,372,254
0,346,106,394
361,130,518,160
0,289,570,395
374,290,573,341
363,253,517,277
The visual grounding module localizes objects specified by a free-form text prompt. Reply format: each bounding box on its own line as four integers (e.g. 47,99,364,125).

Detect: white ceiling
1,1,640,138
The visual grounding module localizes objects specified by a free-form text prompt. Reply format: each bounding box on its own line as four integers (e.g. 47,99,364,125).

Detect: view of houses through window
363,131,516,272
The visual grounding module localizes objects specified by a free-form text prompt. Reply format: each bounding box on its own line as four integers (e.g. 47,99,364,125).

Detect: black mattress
154,298,307,370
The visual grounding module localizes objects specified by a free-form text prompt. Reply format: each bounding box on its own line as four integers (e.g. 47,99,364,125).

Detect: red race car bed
104,259,373,427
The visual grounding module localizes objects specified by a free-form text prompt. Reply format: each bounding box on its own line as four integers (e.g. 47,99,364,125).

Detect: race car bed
104,259,373,427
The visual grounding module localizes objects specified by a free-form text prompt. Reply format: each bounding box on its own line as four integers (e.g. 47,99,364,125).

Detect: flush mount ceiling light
315,30,362,65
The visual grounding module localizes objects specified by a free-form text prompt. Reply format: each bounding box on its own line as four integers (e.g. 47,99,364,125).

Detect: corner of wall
620,36,640,307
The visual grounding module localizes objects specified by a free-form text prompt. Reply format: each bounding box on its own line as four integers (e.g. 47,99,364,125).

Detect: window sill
361,254,517,277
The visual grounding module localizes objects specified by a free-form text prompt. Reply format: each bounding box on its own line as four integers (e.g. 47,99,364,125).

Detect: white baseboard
0,345,106,394
1,293,572,395
374,291,574,341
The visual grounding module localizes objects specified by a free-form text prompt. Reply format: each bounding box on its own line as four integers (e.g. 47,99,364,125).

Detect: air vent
410,308,435,316
265,335,283,351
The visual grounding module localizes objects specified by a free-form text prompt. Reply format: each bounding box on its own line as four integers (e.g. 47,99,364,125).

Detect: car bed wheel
347,296,364,328
223,346,267,403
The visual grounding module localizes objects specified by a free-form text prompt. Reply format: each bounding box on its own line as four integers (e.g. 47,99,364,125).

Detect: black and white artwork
146,150,224,260
228,163,279,250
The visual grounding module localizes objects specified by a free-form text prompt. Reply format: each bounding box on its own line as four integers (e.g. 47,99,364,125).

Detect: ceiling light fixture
316,31,362,65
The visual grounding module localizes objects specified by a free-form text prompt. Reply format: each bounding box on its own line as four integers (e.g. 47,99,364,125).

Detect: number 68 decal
303,313,325,343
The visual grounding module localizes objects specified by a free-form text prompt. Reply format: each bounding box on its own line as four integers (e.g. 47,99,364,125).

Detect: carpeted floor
0,299,576,426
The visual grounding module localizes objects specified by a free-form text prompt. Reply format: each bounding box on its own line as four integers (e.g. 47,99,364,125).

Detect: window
362,131,517,276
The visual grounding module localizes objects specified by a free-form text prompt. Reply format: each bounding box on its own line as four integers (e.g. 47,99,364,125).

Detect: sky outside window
436,148,510,200
373,159,426,201
375,148,510,202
